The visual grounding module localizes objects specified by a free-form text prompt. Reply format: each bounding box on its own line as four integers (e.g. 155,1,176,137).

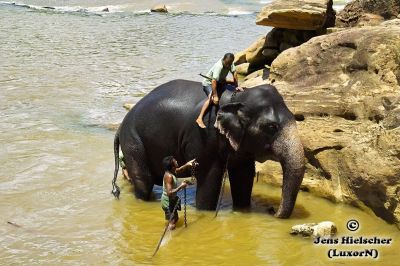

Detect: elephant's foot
133,183,153,201
130,174,154,201
267,206,276,215
274,206,291,219
231,196,252,210
196,202,217,211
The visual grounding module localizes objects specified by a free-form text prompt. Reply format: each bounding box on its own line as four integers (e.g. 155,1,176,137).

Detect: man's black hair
162,156,175,171
223,53,235,61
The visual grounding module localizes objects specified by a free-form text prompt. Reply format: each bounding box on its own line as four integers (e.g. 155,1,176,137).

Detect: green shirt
202,59,236,87
161,172,178,209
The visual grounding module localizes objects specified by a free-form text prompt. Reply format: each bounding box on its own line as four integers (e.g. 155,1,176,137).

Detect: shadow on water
118,176,310,219
117,176,310,219
250,194,310,219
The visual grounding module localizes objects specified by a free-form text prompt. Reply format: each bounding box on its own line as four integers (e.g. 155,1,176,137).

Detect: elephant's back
122,79,203,123
119,79,206,179
130,79,203,118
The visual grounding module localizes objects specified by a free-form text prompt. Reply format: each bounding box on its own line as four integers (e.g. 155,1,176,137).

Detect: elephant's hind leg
228,157,255,209
122,138,154,201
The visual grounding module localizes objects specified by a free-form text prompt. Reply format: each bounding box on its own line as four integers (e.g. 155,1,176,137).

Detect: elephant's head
215,85,305,218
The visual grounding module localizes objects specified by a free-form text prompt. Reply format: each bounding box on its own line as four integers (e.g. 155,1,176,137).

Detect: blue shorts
203,85,213,97
202,84,236,97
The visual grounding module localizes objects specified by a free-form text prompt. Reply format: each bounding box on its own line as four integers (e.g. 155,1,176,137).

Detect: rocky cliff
243,0,400,228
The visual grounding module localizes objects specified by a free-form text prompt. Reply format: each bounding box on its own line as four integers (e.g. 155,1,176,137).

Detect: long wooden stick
184,188,187,227
215,171,227,218
199,73,212,80
152,199,181,257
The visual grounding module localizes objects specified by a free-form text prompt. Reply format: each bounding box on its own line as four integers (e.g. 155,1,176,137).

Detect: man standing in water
161,156,196,230
196,53,243,128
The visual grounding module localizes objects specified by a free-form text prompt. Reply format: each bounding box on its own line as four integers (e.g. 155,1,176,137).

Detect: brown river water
0,0,398,265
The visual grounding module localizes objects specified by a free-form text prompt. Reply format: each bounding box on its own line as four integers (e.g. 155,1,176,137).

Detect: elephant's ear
215,103,248,151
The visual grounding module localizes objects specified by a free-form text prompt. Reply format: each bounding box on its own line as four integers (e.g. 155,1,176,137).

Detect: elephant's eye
265,123,279,134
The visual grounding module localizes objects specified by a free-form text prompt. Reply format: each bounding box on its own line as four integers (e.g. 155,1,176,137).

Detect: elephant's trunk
272,121,305,218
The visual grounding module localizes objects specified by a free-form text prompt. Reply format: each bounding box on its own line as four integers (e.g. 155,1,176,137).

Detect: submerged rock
150,4,168,13
123,103,134,111
313,221,338,238
256,0,336,30
291,223,316,237
291,221,337,238
256,24,400,228
336,0,400,27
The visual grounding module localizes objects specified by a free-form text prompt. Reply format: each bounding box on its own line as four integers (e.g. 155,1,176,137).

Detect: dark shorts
203,84,236,97
162,196,181,221
203,85,213,97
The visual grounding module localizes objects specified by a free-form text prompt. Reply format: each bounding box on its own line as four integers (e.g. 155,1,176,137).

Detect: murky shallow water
0,0,398,264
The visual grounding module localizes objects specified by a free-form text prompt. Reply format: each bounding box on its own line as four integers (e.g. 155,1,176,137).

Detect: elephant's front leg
195,159,225,210
228,156,255,209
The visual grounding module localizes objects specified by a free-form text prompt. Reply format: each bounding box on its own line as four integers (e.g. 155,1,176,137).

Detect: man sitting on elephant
196,53,242,129
161,156,196,230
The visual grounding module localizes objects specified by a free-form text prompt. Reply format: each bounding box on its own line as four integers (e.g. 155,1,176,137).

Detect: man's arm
164,173,187,197
211,79,218,105
233,71,238,86
232,70,244,91
211,64,222,105
176,159,196,176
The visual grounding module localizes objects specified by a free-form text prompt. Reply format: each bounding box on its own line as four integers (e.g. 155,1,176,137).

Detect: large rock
234,50,247,66
234,28,320,77
257,25,400,228
256,0,336,30
240,68,270,88
336,0,400,27
236,63,251,75
234,36,268,67
381,18,400,26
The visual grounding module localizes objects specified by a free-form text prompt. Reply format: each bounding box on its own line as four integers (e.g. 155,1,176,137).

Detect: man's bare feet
168,223,176,230
196,118,206,129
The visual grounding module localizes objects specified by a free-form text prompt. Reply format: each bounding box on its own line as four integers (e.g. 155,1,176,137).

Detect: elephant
112,79,305,218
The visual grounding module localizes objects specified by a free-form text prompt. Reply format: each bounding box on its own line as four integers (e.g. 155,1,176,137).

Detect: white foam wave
134,9,151,14
1,1,256,17
227,8,254,16
0,1,128,14
45,4,129,14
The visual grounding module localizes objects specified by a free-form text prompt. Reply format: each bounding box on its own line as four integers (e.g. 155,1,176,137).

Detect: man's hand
186,159,198,168
236,86,244,92
180,182,188,189
212,95,219,105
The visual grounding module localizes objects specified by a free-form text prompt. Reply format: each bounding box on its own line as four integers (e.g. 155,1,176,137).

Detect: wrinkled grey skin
113,79,305,218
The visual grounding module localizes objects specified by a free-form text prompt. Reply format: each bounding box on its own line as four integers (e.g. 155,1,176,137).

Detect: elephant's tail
111,129,121,199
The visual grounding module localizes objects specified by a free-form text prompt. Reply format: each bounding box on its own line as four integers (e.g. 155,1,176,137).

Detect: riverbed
0,0,398,264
